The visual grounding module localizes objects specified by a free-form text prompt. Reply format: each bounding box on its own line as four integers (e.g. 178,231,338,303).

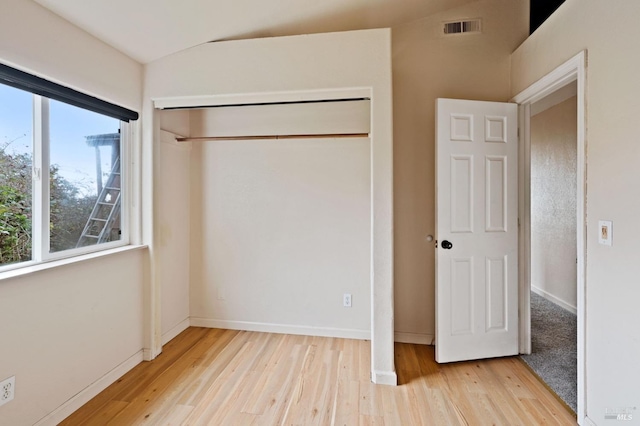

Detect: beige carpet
520,292,577,412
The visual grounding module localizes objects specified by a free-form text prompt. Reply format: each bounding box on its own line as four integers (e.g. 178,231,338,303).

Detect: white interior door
436,98,518,363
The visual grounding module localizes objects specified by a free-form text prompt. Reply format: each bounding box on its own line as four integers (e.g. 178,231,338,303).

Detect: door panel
436,98,518,363
485,156,507,232
451,155,474,233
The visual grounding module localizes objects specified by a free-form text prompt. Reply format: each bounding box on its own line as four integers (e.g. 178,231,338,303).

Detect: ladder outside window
76,134,122,247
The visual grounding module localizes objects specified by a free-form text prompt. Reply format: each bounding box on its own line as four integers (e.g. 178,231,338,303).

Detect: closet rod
162,97,370,110
176,133,369,142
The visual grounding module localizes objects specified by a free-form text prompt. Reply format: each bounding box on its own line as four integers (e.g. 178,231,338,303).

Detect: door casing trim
512,50,587,423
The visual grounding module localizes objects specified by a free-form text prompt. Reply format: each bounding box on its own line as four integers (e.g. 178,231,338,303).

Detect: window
48,99,123,253
0,64,138,271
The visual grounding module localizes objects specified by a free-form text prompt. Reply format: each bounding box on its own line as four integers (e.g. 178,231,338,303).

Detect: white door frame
512,50,587,423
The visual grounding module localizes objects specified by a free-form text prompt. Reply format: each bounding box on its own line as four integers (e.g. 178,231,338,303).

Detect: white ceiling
33,0,476,63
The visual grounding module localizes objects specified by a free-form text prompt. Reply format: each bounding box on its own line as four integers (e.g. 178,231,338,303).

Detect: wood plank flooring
61,328,577,425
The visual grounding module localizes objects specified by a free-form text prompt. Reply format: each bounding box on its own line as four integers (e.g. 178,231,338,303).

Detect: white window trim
0,244,147,282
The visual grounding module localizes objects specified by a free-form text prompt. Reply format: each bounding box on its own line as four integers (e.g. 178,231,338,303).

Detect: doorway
150,87,397,386
522,83,578,412
513,51,586,422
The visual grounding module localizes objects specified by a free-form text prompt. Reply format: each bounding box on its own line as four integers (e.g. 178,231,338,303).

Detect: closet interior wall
157,100,374,341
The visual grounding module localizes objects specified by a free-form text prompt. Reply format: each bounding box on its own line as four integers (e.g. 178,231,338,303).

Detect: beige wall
0,1,145,424
186,102,371,336
531,96,577,312
0,0,141,111
145,28,396,384
157,114,192,344
159,109,190,138
157,130,191,344
189,101,370,138
391,0,528,343
0,252,146,425
511,0,640,420
190,136,371,335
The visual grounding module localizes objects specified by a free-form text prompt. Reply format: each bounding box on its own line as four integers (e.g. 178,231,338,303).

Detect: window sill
0,244,148,282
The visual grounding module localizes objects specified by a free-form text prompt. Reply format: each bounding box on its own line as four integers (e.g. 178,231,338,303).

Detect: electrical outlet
0,376,15,407
343,293,352,308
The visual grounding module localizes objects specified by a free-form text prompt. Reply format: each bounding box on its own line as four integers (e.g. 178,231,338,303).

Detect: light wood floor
61,327,577,425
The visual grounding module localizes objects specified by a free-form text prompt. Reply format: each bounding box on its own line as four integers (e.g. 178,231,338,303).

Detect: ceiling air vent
443,19,482,35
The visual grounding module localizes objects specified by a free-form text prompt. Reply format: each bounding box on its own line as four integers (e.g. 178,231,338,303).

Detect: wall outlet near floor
343,293,352,308
0,376,15,407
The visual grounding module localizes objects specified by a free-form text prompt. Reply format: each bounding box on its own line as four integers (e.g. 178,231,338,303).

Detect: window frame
0,92,132,273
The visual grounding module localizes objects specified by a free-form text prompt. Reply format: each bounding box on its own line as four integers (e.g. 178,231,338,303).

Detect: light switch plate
598,220,612,246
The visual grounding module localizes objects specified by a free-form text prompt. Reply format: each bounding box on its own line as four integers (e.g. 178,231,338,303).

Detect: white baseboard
190,317,370,340
532,285,577,314
34,350,144,426
394,332,434,345
372,370,398,386
162,318,190,345
583,415,597,426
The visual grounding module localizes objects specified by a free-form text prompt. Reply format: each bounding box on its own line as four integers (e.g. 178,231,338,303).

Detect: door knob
441,240,453,249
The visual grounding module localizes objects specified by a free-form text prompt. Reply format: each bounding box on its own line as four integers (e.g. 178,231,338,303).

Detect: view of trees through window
0,136,32,265
0,84,32,265
0,83,122,267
